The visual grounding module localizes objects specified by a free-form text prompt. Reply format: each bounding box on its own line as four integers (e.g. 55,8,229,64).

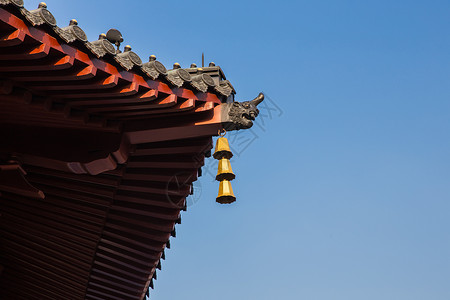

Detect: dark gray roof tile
115,46,142,70
55,20,87,43
166,67,191,87
214,80,235,97
0,0,23,8
22,3,56,27
142,57,167,80
189,73,215,93
86,38,116,58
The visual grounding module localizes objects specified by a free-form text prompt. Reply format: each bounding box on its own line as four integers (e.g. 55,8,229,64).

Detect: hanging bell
216,180,236,204
213,137,233,160
216,158,235,181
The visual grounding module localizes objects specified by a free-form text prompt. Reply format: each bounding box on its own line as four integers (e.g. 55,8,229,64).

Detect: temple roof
0,1,249,299
0,0,236,99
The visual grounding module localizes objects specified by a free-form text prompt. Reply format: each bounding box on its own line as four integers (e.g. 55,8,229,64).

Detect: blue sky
26,0,450,299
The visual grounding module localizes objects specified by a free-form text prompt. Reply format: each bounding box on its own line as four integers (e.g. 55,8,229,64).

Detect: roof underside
2,137,212,300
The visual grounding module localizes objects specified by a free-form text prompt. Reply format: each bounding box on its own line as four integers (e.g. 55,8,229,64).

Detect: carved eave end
220,92,264,131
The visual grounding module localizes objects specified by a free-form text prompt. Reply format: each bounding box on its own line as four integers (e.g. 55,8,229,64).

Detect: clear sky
26,0,450,299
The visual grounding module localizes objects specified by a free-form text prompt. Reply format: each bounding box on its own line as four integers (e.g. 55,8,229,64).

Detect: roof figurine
106,28,124,53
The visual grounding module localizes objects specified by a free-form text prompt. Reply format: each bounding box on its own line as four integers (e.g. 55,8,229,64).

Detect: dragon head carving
222,93,264,131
